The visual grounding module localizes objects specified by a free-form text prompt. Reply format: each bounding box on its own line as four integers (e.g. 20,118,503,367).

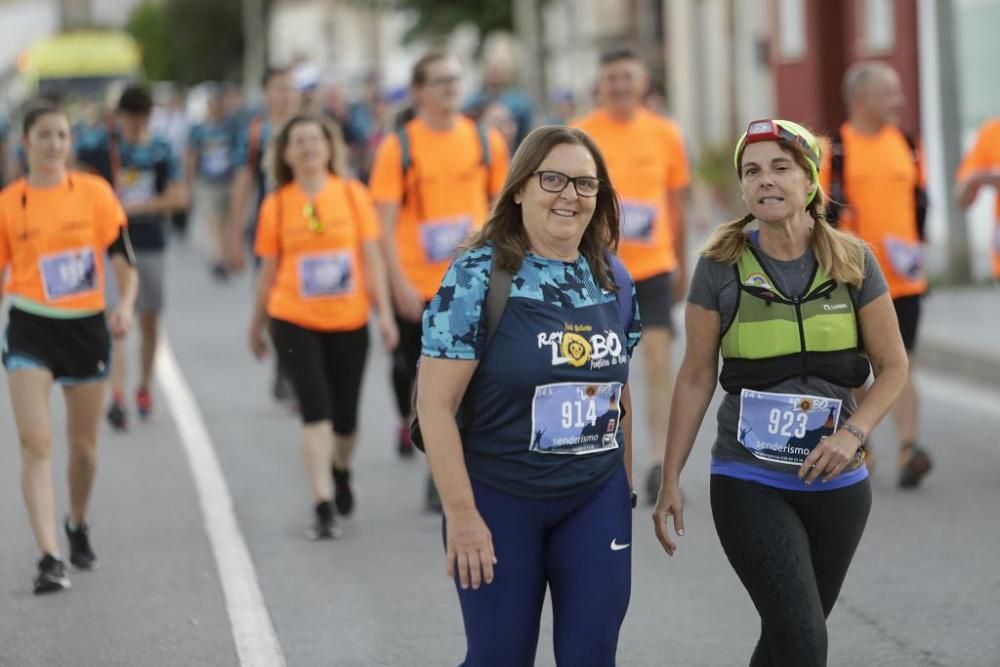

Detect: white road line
918,370,1000,418
156,337,286,667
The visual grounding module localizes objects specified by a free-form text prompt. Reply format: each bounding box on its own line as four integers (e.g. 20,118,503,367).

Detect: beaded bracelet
840,423,867,446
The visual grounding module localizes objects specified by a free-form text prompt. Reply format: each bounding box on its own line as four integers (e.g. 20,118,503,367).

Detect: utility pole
934,0,971,282
513,0,547,126
241,0,267,96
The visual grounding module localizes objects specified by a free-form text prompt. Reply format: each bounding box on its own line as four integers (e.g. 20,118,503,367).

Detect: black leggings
270,319,369,433
390,314,423,418
710,475,872,667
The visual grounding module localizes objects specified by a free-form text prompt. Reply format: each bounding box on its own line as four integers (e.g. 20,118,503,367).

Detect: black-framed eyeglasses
530,171,601,197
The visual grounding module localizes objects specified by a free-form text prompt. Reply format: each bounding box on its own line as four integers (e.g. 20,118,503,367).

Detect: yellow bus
18,29,143,100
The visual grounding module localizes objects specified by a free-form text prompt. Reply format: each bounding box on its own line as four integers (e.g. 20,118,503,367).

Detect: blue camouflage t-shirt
422,242,642,499
76,128,180,251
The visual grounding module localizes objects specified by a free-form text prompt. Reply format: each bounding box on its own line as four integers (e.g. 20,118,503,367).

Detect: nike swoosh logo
610,539,631,551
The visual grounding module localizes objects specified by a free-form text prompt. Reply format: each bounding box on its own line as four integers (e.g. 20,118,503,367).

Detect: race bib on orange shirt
884,235,924,282
39,247,98,302
297,251,355,298
620,200,657,244
420,216,472,263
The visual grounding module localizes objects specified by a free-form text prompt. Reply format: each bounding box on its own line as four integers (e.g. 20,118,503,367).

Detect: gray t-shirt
688,234,889,471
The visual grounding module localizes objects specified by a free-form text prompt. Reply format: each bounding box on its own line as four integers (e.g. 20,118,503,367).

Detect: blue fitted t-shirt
76,128,180,252
188,118,240,182
422,243,642,499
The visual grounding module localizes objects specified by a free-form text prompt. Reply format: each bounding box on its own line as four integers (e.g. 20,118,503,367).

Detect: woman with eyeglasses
249,114,398,539
416,126,642,665
0,101,138,593
652,120,908,665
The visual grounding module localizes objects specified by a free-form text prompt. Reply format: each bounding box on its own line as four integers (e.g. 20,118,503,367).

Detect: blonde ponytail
702,213,755,264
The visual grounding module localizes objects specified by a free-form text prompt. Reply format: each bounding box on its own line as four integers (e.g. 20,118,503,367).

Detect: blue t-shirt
422,243,642,499
188,117,240,182
76,128,180,251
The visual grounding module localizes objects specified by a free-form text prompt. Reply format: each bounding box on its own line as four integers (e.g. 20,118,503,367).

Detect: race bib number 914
529,382,622,455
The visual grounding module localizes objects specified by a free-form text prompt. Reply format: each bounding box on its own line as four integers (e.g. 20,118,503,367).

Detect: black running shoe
397,426,415,458
33,554,70,594
106,400,128,432
332,467,354,516
307,501,341,541
65,519,98,570
899,444,933,489
645,464,662,506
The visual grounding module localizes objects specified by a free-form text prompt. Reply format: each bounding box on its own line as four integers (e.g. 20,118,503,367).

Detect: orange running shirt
0,172,126,313
254,176,381,331
820,123,927,299
571,108,690,281
368,116,509,300
956,118,1000,277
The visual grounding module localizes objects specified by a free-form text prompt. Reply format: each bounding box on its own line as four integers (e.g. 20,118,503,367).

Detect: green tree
126,1,171,81
127,0,244,84
395,0,514,42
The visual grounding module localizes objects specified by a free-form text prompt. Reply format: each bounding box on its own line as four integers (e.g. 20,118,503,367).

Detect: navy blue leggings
446,466,632,667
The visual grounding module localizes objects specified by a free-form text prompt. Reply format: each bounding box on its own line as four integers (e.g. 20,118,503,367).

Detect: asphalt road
1,239,997,667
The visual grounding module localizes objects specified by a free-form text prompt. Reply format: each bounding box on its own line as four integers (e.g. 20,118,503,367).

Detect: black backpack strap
396,126,411,207
483,250,512,346
902,130,929,241
606,253,633,332
826,128,846,227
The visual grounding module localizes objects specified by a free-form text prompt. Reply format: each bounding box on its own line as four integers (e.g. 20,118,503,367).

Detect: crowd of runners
2,45,999,666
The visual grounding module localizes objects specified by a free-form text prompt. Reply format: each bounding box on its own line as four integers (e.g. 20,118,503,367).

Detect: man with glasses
571,47,691,504
369,52,510,487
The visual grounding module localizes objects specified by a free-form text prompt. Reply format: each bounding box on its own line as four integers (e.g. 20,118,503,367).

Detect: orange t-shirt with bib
254,176,381,332
820,123,928,299
368,116,510,301
571,108,690,281
0,172,126,313
956,118,1000,277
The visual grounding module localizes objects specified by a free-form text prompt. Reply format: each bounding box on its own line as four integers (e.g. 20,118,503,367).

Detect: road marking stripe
918,370,1000,418
157,337,286,667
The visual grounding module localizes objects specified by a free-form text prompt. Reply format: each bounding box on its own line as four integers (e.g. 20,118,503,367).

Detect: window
860,0,896,52
777,0,807,61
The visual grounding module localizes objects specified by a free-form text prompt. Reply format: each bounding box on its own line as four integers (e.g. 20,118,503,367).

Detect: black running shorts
2,307,110,383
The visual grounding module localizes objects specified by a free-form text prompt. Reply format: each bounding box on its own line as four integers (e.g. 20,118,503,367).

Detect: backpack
410,252,634,453
826,127,928,240
395,120,491,208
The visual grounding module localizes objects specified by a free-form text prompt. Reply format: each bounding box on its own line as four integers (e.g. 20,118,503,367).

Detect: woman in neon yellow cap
651,119,908,664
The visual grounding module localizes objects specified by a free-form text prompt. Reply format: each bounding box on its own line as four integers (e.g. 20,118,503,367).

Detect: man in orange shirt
571,48,690,504
369,52,509,465
820,61,932,488
956,117,1000,279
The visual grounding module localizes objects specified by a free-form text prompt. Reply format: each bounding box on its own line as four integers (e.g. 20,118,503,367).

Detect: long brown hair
270,114,347,188
703,138,866,287
467,125,622,291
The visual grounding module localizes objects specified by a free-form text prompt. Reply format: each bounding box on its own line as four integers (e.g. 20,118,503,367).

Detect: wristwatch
631,492,638,509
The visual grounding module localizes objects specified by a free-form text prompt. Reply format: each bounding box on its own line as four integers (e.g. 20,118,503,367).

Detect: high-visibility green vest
719,245,871,393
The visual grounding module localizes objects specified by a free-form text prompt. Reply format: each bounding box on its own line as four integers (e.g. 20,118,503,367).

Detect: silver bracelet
840,423,867,446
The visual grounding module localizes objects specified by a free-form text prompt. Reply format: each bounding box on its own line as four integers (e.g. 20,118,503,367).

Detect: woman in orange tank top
248,114,398,539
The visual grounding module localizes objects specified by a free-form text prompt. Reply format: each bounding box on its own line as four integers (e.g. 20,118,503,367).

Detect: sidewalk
918,284,1000,387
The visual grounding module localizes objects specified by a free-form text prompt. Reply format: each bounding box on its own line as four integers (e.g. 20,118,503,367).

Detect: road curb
917,341,1000,390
